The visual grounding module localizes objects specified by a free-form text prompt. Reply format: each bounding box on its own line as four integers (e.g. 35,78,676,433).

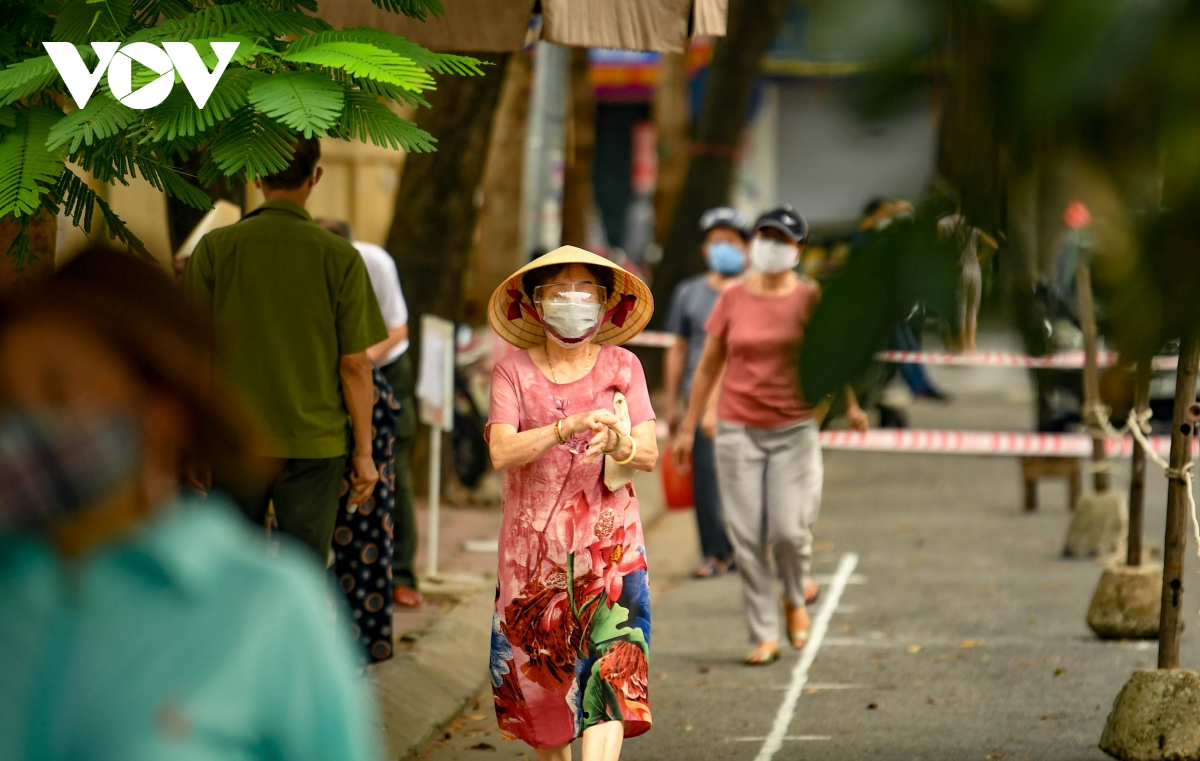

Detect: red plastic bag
661,451,695,510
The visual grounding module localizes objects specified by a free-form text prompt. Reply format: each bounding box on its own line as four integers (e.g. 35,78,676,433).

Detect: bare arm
682,334,727,434
663,338,688,431
844,385,869,432
366,323,409,365
488,409,620,471
603,420,658,473
672,334,727,467
339,351,378,505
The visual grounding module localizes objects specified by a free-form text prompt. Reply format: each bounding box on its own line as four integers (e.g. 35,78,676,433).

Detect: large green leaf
135,156,212,210
283,41,434,91
143,67,261,142
0,106,65,218
335,91,435,152
369,0,444,21
47,94,137,152
207,107,295,180
44,169,148,255
287,28,483,76
247,71,342,137
53,0,132,44
0,55,62,107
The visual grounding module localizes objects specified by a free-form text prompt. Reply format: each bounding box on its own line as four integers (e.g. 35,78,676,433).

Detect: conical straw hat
487,246,654,350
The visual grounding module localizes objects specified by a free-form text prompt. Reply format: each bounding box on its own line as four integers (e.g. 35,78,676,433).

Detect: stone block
1101,669,1200,760
1087,562,1162,639
1064,491,1127,558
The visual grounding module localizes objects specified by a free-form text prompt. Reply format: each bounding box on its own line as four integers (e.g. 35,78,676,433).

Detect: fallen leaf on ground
867,702,879,710
468,742,495,751
1054,668,1064,676
803,687,820,695
986,754,1008,760
961,639,984,648
908,644,922,654
466,714,487,721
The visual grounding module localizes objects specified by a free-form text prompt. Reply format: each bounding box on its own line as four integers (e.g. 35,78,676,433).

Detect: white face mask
540,293,602,347
749,237,799,274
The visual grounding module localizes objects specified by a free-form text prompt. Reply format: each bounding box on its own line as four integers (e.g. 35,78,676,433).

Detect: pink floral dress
485,345,655,749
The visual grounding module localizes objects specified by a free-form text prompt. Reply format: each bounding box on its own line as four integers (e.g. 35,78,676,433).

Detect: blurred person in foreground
182,136,388,560
663,207,748,579
316,219,422,609
485,247,658,761
673,207,869,666
0,247,379,761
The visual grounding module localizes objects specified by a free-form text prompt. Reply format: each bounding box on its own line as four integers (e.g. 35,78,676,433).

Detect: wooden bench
1021,456,1081,511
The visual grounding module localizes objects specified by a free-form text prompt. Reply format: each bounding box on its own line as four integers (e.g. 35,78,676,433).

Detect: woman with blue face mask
662,207,748,579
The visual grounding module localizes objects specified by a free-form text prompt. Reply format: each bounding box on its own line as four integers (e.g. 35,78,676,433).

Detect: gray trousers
714,419,823,644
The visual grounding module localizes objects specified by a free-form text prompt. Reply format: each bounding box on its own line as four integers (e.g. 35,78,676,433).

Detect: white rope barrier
1123,407,1200,564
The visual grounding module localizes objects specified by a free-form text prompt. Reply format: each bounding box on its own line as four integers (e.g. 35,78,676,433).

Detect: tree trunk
0,212,57,293
463,50,534,326
165,155,244,253
1127,363,1151,567
1076,263,1110,492
1157,329,1200,669
386,53,511,361
653,52,689,249
650,0,790,326
560,46,596,249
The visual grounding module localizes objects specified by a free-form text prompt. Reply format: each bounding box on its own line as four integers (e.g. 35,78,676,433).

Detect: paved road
420,344,1196,761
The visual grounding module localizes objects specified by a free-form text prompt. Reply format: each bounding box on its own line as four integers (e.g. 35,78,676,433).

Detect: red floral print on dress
586,516,647,607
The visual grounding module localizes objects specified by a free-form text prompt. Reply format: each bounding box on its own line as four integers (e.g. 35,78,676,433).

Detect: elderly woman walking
485,247,658,761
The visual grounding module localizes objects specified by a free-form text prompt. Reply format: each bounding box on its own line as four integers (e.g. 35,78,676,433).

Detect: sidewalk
373,467,670,760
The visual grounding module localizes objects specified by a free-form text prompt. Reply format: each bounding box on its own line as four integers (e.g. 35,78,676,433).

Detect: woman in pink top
674,207,868,665
485,247,658,761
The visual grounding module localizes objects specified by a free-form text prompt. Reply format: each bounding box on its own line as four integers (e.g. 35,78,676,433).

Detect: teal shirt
0,494,380,761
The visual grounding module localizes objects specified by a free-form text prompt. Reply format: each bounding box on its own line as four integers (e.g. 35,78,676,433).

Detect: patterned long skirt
334,366,400,665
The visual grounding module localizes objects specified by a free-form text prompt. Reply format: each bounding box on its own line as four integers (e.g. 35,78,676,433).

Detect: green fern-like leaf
47,95,137,152
0,106,65,218
208,107,295,180
369,0,444,21
247,72,343,137
0,55,63,108
143,67,262,142
287,28,483,77
135,156,212,210
0,106,16,129
283,41,434,91
355,76,430,109
134,5,330,42
53,0,133,44
335,91,435,152
130,0,196,27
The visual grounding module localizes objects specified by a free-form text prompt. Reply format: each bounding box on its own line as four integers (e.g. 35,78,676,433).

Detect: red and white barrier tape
817,428,1195,458
627,330,1179,370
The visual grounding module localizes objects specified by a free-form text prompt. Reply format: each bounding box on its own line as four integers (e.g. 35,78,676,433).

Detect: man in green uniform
182,136,388,560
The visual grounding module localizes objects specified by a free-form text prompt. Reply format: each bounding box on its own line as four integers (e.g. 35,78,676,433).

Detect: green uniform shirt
182,199,388,459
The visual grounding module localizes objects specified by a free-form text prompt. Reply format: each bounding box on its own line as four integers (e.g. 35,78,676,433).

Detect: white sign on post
416,315,455,578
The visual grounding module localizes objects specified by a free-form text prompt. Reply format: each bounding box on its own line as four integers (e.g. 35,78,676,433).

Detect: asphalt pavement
419,331,1198,761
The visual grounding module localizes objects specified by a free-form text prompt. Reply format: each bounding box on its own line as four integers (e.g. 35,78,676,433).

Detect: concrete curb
373,587,494,761
374,469,667,760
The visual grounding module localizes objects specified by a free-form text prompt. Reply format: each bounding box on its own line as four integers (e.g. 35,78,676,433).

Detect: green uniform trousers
237,456,346,561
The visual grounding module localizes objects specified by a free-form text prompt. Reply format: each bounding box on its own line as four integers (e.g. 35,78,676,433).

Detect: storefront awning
318,0,727,53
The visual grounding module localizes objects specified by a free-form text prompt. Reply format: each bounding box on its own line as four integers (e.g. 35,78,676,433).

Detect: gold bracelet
554,418,567,445
614,435,637,466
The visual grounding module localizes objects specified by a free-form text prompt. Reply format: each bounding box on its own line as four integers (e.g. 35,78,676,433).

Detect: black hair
521,263,616,304
261,135,321,190
862,197,890,218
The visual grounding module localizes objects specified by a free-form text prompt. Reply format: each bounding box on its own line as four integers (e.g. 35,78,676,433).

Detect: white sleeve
355,243,407,330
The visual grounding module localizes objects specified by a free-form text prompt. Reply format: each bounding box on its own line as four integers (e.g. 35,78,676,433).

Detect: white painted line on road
812,573,866,585
729,736,831,742
754,552,859,761
768,682,866,691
